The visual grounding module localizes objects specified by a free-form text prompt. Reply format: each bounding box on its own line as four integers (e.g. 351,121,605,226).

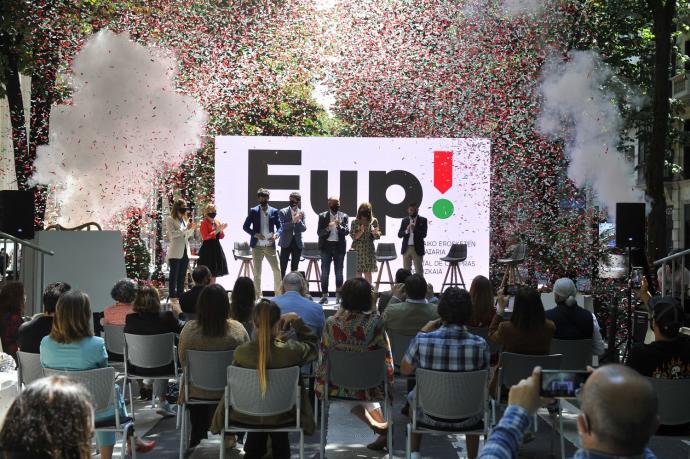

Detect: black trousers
279,239,302,279
244,432,290,459
168,250,189,298
188,404,216,447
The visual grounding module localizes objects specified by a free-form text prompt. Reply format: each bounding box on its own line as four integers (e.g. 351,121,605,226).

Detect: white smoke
501,0,544,16
538,50,645,216
32,29,206,227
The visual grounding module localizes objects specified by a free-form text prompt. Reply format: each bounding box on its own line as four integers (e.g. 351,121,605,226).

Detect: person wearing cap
628,295,690,379
243,188,282,297
278,191,306,279
546,278,605,356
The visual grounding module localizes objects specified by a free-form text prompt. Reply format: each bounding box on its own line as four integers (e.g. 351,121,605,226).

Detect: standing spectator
18,281,71,353
230,276,256,336
103,279,138,325
467,275,496,328
350,202,381,283
0,281,25,358
278,191,307,279
317,196,350,304
383,274,438,336
197,204,229,283
179,265,212,315
273,272,325,337
165,199,197,298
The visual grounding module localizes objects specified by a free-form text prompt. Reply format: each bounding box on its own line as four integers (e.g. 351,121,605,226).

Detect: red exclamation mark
434,151,453,193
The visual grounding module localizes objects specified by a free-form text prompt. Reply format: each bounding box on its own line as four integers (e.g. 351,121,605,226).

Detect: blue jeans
168,250,189,298
320,242,345,294
95,385,128,447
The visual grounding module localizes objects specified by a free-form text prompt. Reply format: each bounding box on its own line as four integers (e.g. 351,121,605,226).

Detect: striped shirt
403,324,490,371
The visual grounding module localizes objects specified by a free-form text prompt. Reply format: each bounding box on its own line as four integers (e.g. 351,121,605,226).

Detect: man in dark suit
179,265,211,316
278,191,306,279
317,196,349,304
242,188,282,297
398,202,427,275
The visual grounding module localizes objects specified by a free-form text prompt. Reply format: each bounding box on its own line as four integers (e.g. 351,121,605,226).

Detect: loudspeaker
616,202,645,249
0,190,35,240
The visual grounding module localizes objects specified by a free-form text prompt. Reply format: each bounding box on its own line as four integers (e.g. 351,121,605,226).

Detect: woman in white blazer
166,199,197,298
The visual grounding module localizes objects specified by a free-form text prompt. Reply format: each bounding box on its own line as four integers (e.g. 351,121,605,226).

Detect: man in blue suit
243,188,282,297
278,191,306,279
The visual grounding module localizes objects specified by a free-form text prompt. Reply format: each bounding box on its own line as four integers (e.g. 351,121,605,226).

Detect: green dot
432,199,454,219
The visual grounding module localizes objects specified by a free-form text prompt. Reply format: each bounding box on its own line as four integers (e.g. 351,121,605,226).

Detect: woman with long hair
197,203,229,283
40,291,156,458
467,275,496,327
210,300,317,458
350,202,381,282
0,281,24,358
230,276,256,335
178,284,249,450
165,198,197,298
0,376,93,458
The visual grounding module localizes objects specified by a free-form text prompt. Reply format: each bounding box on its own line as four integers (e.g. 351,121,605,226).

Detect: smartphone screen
539,370,590,399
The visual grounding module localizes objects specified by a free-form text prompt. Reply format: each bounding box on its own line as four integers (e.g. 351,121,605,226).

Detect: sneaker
319,295,329,305
156,401,176,417
139,386,152,401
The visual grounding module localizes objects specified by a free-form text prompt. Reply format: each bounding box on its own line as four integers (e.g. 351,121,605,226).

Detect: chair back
549,339,592,369
103,324,126,356
43,366,116,412
416,368,488,420
388,332,414,366
124,333,175,369
17,351,43,387
186,349,235,392
302,242,321,259
647,377,690,425
500,352,562,388
227,366,299,417
466,326,500,355
512,243,527,262
447,243,468,261
328,348,387,390
375,243,397,260
233,242,251,259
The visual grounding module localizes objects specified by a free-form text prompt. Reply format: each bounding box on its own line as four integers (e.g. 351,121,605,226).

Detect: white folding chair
178,349,235,459
320,348,392,458
406,368,491,458
16,351,43,389
220,366,303,459
549,339,593,370
43,366,137,458
103,324,126,372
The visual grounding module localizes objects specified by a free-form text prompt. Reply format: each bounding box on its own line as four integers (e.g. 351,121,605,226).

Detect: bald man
479,365,658,459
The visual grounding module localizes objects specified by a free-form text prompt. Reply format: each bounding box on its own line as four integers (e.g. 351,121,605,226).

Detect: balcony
672,72,690,101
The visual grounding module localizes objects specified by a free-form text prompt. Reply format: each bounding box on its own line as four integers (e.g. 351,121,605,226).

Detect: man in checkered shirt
400,287,490,459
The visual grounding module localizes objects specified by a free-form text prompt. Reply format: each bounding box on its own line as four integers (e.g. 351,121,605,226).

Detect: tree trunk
646,0,676,261
2,50,29,189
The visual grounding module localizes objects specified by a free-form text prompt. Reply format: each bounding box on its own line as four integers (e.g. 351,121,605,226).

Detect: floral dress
350,218,380,273
315,309,394,401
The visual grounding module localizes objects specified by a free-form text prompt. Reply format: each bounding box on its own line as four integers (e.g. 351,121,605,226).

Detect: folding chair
44,366,137,458
16,351,42,389
179,349,235,459
406,369,491,459
220,366,303,459
549,339,593,370
103,324,126,366
320,349,392,458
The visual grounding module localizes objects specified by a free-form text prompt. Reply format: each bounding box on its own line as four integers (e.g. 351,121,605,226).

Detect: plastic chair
320,349,392,458
232,242,253,279
388,332,414,368
43,366,136,459
179,349,235,459
496,352,563,407
648,377,690,425
466,326,501,355
406,369,491,459
16,351,42,389
549,339,593,370
374,243,397,292
103,324,126,364
302,242,322,294
220,366,303,459
440,244,467,291
498,243,527,289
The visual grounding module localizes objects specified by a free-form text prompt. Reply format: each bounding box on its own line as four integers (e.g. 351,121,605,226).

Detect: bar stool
302,242,322,294
498,243,527,290
374,243,397,292
441,243,467,291
232,242,253,279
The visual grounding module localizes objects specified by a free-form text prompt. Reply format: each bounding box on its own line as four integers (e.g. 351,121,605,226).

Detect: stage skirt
197,238,229,277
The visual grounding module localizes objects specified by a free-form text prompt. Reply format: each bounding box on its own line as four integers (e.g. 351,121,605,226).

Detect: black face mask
290,200,300,208
330,205,340,213
208,212,217,218
179,207,188,214
361,211,371,218
410,212,418,218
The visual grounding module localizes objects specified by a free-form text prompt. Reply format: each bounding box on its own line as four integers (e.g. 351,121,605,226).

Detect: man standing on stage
243,188,282,297
398,202,427,275
317,196,350,304
278,191,306,278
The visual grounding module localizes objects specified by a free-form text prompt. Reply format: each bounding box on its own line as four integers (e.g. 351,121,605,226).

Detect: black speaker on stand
0,190,35,240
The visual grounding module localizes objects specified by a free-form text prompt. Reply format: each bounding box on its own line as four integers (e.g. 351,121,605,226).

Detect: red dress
197,219,229,277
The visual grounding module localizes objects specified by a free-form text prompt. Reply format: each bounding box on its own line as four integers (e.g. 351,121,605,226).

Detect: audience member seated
546,277,605,356
178,284,249,450
179,265,212,315
230,276,256,336
273,272,326,337
378,268,411,313
479,365,658,459
17,281,70,354
210,300,317,457
0,281,25,359
383,274,439,336
0,375,94,458
401,287,490,459
316,278,394,451
488,287,555,395
124,285,184,417
103,278,138,325
40,291,155,458
628,295,690,378
467,275,496,328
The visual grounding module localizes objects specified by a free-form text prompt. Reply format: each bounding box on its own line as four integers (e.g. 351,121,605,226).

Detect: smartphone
539,370,590,399
505,285,517,296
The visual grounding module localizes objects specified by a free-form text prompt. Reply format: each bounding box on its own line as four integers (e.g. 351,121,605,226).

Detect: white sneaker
156,401,176,417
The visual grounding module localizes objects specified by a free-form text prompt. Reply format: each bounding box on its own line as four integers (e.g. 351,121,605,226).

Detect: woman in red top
0,281,25,359
198,204,229,283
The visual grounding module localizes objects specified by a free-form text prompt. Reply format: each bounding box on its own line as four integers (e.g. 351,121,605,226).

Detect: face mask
208,212,217,218
290,200,300,208
179,207,188,213
410,212,418,218
361,211,371,218
330,204,340,213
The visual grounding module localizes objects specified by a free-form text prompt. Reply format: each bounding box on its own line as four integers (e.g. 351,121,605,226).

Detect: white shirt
408,216,417,245
257,207,272,247
327,212,339,242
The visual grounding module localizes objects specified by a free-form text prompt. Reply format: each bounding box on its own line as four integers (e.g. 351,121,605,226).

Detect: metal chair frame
16,350,42,389
232,241,253,279
441,244,467,291
302,242,323,294
374,243,397,292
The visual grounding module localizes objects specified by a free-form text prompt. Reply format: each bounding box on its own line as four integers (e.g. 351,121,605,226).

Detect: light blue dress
40,335,127,447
